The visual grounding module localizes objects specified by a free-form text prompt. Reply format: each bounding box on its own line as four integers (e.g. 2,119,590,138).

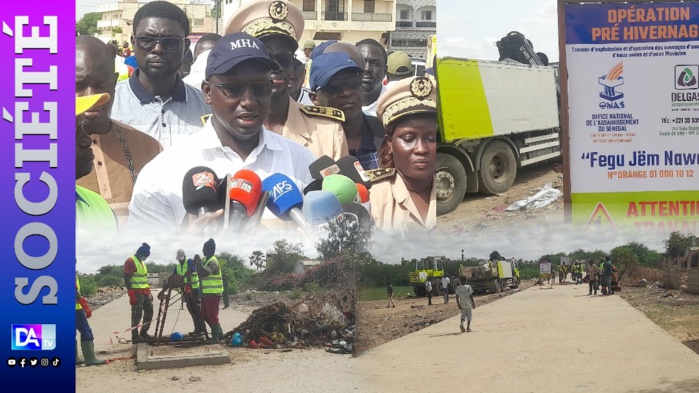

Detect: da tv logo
11,324,56,350
598,62,625,109
675,65,698,90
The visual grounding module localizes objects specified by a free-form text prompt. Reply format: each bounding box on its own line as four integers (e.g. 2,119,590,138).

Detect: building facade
222,0,396,48
94,0,214,45
388,0,435,59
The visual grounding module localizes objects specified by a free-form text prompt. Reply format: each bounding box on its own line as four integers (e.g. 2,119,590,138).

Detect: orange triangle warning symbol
585,202,618,233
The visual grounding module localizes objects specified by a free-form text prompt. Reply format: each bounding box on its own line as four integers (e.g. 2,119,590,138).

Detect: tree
489,250,504,261
664,231,694,258
217,252,253,295
317,219,373,260
264,240,306,274
624,241,662,267
77,12,101,36
248,250,266,272
610,245,639,280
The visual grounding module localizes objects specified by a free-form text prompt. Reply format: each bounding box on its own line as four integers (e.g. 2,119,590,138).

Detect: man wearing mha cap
127,33,314,235
225,0,349,161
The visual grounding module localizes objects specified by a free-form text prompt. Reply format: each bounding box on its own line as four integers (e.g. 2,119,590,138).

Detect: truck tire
492,280,502,293
478,140,517,194
413,284,426,297
436,153,467,216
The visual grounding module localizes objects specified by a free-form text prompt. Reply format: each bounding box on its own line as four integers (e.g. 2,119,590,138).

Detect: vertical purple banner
0,1,75,389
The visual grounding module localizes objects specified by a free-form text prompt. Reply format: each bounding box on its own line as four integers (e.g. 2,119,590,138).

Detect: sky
438,0,560,62
76,0,214,21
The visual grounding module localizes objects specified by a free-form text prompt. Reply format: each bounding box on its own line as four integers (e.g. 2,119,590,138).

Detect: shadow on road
628,377,699,393
427,332,462,338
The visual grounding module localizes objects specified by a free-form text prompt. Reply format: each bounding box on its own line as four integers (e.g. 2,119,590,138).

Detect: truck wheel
413,284,426,297
493,280,502,293
478,140,517,194
436,153,467,216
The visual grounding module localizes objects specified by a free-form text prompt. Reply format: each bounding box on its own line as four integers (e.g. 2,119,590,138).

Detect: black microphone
337,155,372,190
309,155,340,180
182,166,221,216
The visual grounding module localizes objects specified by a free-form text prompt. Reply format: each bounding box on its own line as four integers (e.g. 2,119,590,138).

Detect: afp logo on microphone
11,324,56,350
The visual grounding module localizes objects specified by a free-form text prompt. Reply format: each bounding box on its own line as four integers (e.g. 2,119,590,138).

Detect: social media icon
40,358,49,367
7,358,16,367
29,357,38,367
19,357,27,368
51,357,60,367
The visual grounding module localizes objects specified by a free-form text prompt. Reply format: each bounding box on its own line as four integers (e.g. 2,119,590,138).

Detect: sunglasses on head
209,81,273,99
319,73,362,96
133,36,185,53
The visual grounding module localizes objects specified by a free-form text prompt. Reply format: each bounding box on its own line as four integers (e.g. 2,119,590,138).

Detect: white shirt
126,120,315,235
441,276,450,289
456,284,474,309
183,49,209,91
362,84,387,117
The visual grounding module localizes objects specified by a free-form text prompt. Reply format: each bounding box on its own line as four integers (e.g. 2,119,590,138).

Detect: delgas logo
11,324,56,350
598,62,625,109
675,65,698,90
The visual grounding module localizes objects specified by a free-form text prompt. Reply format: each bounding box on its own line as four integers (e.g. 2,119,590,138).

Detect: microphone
355,182,371,215
182,166,221,216
322,174,360,205
336,155,372,190
243,190,270,233
302,190,344,234
227,169,263,232
341,203,374,234
309,155,340,180
262,173,307,231
303,179,323,195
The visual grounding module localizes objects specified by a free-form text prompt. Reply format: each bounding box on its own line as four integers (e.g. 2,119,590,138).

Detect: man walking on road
603,256,614,295
441,275,451,304
455,279,476,333
123,243,154,343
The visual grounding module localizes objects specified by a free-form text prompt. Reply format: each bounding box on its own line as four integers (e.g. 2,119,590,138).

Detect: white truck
459,260,520,294
435,57,561,215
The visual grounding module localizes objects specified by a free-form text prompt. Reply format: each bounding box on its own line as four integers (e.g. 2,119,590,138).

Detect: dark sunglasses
209,82,273,99
268,52,294,70
319,73,362,96
133,36,185,53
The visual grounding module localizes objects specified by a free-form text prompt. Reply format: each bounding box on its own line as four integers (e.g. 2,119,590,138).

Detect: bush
78,276,97,296
96,275,123,288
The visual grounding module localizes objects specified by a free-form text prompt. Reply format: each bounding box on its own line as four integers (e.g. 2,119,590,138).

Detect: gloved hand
128,289,137,305
79,297,92,318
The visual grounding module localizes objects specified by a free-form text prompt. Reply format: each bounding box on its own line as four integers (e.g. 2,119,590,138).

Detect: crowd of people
75,0,438,361
550,257,619,296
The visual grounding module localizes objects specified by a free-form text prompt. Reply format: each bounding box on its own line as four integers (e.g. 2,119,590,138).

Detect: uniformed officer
365,76,437,237
224,0,349,161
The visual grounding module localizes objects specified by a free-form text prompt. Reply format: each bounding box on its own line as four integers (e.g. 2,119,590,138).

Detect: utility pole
461,249,464,261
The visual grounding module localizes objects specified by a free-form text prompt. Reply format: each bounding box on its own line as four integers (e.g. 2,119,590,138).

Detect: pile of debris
224,300,354,353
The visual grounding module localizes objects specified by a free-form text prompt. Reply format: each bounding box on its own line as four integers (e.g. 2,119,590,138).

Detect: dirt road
357,282,699,392
437,161,564,236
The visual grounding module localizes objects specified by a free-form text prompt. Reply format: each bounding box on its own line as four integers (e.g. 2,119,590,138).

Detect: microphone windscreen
229,169,262,217
309,155,340,180
322,174,359,205
356,183,370,203
341,203,373,232
262,173,303,219
336,155,372,190
303,179,323,195
302,190,344,232
182,166,220,215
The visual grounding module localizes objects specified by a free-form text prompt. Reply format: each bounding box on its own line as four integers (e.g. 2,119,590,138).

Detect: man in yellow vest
76,275,105,366
195,238,224,343
123,243,154,343
172,249,206,336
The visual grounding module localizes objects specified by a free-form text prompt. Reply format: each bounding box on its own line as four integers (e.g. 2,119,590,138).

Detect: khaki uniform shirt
280,99,349,161
369,172,437,237
77,120,163,228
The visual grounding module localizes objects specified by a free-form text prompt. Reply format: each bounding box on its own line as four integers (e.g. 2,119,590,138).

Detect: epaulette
200,113,212,126
300,105,345,122
365,167,396,183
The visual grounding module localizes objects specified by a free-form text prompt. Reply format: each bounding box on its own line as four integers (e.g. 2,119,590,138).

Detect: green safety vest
200,256,223,295
76,275,82,310
176,260,199,289
129,255,149,289
76,186,118,234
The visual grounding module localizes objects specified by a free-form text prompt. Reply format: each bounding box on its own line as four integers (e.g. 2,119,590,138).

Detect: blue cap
205,32,279,79
310,52,363,92
309,40,337,60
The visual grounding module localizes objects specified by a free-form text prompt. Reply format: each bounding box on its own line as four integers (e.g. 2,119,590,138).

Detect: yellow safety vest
129,255,149,289
200,256,223,295
176,260,199,289
76,276,82,310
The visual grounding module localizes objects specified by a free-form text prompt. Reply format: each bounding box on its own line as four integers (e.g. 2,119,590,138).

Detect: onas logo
598,62,625,109
676,66,698,89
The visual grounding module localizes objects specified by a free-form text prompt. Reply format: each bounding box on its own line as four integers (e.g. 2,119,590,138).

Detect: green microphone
321,174,360,205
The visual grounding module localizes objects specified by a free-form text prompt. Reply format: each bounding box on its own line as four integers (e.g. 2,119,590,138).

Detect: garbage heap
224,301,354,353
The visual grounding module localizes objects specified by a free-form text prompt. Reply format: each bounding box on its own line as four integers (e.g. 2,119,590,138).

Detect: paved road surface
357,283,699,393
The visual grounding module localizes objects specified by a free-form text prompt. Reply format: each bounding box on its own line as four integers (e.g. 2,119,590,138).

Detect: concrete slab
135,343,231,370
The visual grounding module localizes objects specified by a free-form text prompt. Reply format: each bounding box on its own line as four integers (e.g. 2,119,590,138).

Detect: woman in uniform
367,76,437,236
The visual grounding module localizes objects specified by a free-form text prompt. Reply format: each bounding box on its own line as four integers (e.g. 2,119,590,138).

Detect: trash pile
506,183,562,211
224,301,354,353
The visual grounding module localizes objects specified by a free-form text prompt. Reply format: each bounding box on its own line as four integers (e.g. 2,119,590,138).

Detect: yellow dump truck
435,57,561,215
459,260,520,294
408,256,446,297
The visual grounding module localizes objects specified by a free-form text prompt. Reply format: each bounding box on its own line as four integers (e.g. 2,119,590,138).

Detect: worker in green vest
76,275,105,366
123,243,154,344
196,238,225,343
172,249,206,336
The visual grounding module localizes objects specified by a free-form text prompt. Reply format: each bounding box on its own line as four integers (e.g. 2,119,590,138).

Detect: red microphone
356,182,371,215
225,169,262,233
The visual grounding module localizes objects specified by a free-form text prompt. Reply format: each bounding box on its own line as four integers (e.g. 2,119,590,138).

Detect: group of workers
551,257,619,296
